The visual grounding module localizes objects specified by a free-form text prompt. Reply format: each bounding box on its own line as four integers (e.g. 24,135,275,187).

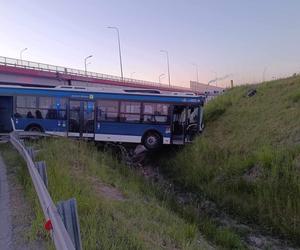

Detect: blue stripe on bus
96,122,169,137
15,118,67,132
15,118,170,138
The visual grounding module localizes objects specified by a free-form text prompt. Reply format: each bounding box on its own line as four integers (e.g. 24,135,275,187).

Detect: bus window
15,96,37,118
143,103,169,124
17,96,37,108
39,96,67,120
120,101,141,123
84,102,95,133
97,100,119,121
69,101,80,132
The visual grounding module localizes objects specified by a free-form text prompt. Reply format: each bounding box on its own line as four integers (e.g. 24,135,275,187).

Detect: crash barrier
9,132,82,250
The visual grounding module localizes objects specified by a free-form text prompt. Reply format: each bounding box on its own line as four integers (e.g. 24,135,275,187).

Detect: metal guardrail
9,132,76,250
0,56,191,91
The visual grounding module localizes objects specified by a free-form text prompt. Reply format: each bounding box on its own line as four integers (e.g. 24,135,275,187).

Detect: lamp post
159,73,165,83
160,50,171,86
192,63,199,83
84,55,93,74
20,48,28,60
107,26,124,80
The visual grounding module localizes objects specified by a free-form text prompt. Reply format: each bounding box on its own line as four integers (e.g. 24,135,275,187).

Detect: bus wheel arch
25,123,44,132
142,130,163,150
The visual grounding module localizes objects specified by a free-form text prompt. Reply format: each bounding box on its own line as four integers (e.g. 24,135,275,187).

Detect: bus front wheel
143,132,162,150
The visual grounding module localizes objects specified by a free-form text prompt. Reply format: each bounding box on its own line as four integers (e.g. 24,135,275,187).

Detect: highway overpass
0,56,197,94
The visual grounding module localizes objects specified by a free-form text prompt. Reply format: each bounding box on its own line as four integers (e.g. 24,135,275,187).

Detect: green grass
162,77,300,244
1,139,217,250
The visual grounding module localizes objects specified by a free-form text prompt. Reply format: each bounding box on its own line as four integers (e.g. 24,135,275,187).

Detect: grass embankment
1,139,215,250
164,77,300,244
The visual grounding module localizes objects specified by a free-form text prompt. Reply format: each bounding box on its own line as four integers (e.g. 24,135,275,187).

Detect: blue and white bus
0,85,204,149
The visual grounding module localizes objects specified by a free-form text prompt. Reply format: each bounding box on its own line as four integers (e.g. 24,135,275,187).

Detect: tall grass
163,77,300,244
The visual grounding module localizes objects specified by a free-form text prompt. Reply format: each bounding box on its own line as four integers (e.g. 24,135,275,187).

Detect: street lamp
84,55,93,74
159,73,165,83
20,48,28,60
192,63,199,83
107,26,124,80
160,50,171,86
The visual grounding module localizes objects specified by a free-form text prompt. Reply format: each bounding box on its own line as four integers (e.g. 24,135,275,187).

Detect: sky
0,0,300,88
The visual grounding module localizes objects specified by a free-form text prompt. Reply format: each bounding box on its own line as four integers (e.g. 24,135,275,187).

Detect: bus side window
38,97,67,120
143,103,169,124
16,96,37,119
120,101,141,123
97,100,119,121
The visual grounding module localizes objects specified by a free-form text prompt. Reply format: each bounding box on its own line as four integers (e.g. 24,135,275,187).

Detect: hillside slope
166,76,300,244
1,139,215,250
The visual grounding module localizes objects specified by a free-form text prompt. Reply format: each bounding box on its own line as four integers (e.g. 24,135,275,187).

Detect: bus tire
25,124,43,132
142,131,162,150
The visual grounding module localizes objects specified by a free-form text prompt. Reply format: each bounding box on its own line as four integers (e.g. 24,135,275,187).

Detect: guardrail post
57,198,82,250
26,146,37,160
34,161,48,188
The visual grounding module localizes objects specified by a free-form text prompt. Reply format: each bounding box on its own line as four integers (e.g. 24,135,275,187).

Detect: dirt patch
1,153,47,250
88,175,126,201
0,155,13,249
71,167,126,201
8,173,47,250
242,164,263,183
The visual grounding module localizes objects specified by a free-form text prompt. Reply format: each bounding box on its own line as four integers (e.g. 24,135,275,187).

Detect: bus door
0,96,13,133
68,100,95,138
171,105,187,145
186,105,200,142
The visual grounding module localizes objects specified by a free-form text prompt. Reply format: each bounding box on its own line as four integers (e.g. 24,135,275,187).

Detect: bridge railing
0,56,191,91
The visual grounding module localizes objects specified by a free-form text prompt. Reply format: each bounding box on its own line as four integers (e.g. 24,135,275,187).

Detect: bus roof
0,84,205,104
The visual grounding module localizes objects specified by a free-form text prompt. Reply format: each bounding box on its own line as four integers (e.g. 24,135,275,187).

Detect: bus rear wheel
26,125,43,132
143,132,162,150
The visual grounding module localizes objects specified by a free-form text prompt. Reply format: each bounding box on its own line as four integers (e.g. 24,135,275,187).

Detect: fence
9,132,81,250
